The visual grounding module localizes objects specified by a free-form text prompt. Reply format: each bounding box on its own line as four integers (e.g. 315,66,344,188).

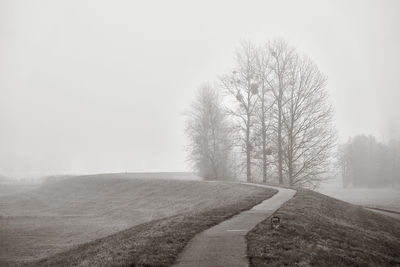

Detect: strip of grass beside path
25,186,276,267
247,189,400,267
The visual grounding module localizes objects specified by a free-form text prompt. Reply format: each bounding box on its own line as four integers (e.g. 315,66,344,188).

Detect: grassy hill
247,189,400,266
0,184,39,197
0,174,275,265
4,175,398,266
42,172,200,184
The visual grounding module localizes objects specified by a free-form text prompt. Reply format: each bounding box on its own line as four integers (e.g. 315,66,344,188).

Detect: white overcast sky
1,0,399,178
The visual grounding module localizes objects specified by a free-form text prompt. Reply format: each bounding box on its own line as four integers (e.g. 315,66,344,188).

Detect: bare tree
253,48,275,183
220,42,259,182
281,54,336,188
265,40,296,185
185,84,232,180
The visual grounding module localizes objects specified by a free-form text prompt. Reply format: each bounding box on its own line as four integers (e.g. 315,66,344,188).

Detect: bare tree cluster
338,135,400,188
184,84,233,180
185,40,336,187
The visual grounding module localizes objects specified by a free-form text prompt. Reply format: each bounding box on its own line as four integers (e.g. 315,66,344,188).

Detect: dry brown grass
0,175,276,265
24,184,276,266
0,184,39,197
247,189,400,267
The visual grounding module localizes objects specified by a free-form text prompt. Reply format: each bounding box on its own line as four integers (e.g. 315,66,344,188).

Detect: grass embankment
0,184,39,197
247,189,400,266
0,174,276,265
29,188,276,267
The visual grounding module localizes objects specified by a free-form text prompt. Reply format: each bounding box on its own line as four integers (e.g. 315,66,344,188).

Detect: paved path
173,183,296,267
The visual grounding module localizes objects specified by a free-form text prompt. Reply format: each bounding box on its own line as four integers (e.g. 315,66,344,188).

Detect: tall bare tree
253,48,275,183
221,42,259,182
281,55,336,187
185,84,232,180
264,40,296,184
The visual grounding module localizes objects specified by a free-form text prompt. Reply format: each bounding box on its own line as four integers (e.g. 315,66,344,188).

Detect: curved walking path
173,183,296,267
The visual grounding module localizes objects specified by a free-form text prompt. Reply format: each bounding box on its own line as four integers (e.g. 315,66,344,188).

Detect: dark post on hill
271,216,281,229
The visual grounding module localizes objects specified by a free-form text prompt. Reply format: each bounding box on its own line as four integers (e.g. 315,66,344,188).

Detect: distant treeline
338,135,400,187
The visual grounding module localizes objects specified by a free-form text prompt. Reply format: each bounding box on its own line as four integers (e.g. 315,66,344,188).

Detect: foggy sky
1,0,399,178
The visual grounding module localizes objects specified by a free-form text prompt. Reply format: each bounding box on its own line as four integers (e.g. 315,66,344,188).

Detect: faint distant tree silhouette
339,135,400,187
184,84,233,180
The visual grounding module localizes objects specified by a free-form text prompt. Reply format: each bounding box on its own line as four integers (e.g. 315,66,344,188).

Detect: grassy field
0,174,275,265
247,189,400,266
0,184,39,197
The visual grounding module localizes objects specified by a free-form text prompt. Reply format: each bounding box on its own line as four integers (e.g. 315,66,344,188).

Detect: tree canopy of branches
339,135,400,188
220,42,259,182
280,50,336,188
185,39,336,188
184,84,232,180
221,40,336,188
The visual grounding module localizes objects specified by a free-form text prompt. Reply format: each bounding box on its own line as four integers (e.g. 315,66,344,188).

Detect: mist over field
1,0,400,180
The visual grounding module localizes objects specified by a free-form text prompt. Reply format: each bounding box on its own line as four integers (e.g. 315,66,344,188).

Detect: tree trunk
276,65,284,185
277,99,283,184
287,106,294,186
261,97,267,183
288,144,293,186
246,116,251,182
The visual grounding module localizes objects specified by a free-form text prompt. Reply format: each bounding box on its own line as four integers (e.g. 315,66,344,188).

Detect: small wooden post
271,216,280,229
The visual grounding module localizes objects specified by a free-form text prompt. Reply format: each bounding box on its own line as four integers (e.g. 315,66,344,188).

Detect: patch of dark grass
23,188,276,267
247,189,400,267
